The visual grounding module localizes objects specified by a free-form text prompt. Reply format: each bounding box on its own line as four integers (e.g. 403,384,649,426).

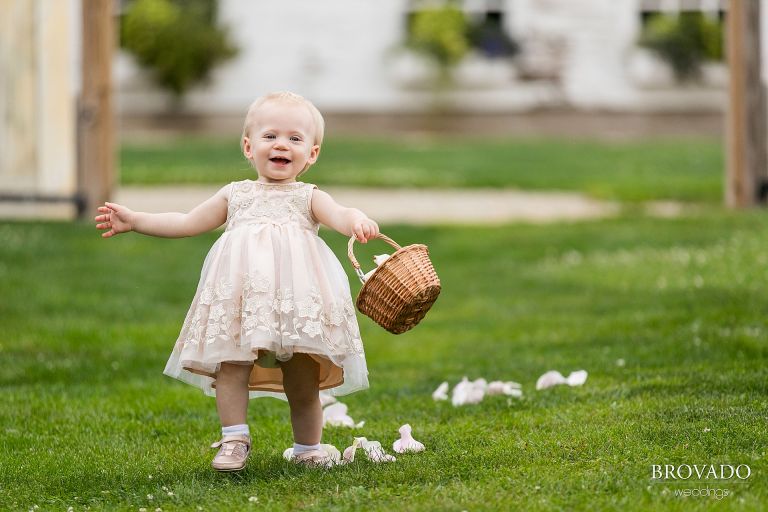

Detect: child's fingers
354,226,367,243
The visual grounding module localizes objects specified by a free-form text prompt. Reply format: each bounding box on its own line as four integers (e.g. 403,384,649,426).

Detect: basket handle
348,233,402,283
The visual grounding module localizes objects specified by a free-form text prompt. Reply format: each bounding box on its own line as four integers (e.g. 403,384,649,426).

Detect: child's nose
273,138,289,149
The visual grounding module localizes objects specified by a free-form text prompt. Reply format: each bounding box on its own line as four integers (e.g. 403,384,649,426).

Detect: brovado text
652,464,751,481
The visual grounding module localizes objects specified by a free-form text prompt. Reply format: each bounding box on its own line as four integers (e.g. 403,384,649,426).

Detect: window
405,0,518,59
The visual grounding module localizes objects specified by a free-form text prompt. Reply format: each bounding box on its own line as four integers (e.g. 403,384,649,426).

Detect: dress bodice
225,180,319,233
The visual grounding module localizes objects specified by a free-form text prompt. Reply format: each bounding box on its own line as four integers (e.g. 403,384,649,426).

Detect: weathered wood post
725,0,767,208
79,0,116,218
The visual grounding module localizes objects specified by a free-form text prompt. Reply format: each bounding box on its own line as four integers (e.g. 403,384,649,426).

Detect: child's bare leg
280,354,322,445
215,362,253,426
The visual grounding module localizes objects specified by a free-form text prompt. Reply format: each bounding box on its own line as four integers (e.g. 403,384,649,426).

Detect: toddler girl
95,92,378,471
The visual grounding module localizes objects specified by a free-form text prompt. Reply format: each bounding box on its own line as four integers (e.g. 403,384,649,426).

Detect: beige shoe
283,444,341,468
210,434,251,472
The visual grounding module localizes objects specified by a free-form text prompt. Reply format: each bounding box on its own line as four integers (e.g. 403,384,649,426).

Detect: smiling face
242,100,320,184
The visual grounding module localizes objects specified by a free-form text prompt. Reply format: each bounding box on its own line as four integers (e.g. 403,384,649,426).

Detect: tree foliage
406,5,469,73
120,0,238,98
639,12,723,82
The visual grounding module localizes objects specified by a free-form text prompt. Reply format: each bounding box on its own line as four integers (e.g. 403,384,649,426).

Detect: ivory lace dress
163,180,368,400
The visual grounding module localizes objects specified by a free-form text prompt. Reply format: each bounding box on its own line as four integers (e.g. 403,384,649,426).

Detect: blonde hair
241,92,325,175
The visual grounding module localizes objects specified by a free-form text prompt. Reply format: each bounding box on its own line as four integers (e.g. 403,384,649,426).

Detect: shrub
406,5,469,75
638,12,724,82
120,0,238,99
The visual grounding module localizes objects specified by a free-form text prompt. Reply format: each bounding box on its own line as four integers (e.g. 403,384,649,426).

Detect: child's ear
308,144,320,164
243,137,253,158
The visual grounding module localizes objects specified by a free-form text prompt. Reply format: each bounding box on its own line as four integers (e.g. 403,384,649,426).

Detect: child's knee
218,361,254,381
283,372,320,400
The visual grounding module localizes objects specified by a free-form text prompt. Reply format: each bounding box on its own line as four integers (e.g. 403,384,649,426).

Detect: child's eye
264,134,276,140
290,136,302,142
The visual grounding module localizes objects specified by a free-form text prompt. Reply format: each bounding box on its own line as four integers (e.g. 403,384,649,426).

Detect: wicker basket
348,233,441,334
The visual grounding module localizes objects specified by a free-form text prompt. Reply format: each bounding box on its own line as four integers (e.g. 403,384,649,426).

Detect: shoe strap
211,434,251,449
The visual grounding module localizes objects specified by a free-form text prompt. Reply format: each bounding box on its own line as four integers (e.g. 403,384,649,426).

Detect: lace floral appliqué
227,180,317,231
182,271,363,356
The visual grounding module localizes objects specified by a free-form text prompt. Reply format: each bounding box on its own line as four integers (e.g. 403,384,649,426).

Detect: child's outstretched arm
95,184,231,239
311,189,379,243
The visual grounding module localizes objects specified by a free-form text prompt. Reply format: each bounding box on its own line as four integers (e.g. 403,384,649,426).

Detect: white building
117,0,759,117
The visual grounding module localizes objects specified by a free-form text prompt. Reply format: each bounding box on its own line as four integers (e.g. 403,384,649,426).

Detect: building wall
118,0,410,114
115,0,762,115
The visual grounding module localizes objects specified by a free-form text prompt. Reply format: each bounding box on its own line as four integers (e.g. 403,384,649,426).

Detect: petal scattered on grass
322,402,361,428
321,443,343,465
566,370,588,386
342,440,360,463
319,390,337,408
432,381,449,401
392,424,425,453
450,376,524,405
452,377,486,406
487,380,523,396
536,370,566,390
536,370,588,390
357,437,396,463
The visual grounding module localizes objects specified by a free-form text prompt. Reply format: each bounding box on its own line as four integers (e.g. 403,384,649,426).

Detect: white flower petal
392,424,426,453
451,377,472,406
536,370,567,390
486,381,506,395
566,370,588,386
472,378,488,391
432,381,449,401
319,390,337,408
342,438,362,464
373,254,390,266
358,438,396,463
322,402,359,428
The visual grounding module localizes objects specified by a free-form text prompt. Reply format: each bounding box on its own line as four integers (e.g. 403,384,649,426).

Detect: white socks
222,424,250,437
293,442,321,455
220,425,319,453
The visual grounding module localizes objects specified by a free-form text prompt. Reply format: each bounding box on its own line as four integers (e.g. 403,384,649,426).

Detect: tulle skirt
163,224,369,400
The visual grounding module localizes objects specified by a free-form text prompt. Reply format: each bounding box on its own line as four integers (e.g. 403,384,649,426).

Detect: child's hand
95,202,134,238
352,218,379,244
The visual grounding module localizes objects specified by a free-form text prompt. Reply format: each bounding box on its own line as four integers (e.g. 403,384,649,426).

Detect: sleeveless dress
163,180,369,400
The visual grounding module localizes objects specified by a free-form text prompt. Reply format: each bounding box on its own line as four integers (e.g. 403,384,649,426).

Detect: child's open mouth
270,157,291,166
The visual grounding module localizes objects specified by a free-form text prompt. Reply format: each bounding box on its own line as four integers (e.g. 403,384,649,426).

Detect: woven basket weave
348,234,441,334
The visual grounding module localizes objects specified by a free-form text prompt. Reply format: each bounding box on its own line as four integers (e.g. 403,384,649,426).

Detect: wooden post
79,0,115,218
725,0,767,208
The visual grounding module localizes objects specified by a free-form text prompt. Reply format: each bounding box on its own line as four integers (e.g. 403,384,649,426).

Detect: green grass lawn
1,210,766,510
121,136,723,202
